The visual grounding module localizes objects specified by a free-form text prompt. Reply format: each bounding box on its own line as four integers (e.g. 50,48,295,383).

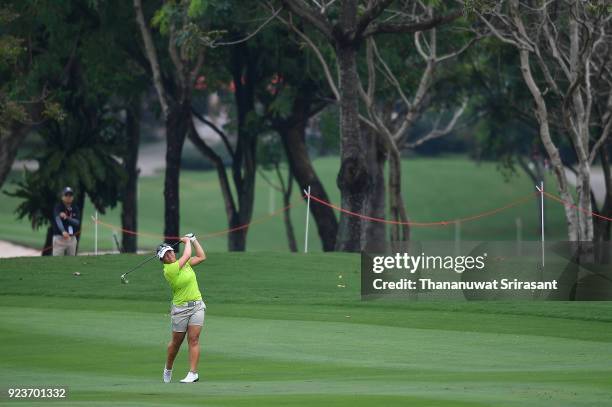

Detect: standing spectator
52,187,81,256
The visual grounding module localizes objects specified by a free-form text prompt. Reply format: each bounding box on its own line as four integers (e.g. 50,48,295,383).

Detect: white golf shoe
163,367,172,383
179,371,199,383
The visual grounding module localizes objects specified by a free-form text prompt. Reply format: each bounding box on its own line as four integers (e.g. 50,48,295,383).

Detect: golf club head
120,274,129,284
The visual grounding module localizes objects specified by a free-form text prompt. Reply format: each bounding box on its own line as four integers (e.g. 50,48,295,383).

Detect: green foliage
187,0,208,18
257,133,285,169
6,98,126,229
0,100,27,127
584,0,612,15
175,23,224,57
462,0,496,17
151,3,177,35
268,87,295,119
42,100,66,122
5,170,56,230
424,0,442,8
318,107,340,154
0,35,23,67
10,144,128,228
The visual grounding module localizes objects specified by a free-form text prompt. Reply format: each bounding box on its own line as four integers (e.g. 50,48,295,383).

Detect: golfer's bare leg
166,331,186,370
187,324,202,372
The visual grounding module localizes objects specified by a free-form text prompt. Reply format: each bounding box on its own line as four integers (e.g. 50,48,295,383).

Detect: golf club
120,240,182,284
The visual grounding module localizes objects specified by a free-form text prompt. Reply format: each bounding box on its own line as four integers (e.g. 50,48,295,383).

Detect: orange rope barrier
29,188,612,254
304,191,538,227
92,202,296,241
82,189,612,254
542,191,612,222
39,229,84,255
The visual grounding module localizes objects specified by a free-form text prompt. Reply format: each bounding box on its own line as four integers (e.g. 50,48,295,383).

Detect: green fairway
1,254,611,406
0,155,570,252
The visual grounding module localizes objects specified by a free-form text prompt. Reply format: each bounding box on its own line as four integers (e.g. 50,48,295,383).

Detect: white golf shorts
170,300,205,332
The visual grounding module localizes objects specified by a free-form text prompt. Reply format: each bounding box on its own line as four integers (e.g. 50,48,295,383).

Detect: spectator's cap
62,186,74,196
157,243,174,260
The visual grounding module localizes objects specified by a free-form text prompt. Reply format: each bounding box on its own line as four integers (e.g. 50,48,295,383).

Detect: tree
89,0,150,252
133,0,205,244
474,0,612,241
0,3,65,188
188,2,337,250
121,97,141,252
276,1,466,249
278,0,463,251
258,133,298,252
188,32,267,251
466,37,552,238
7,73,125,255
357,22,471,244
263,20,338,251
5,0,146,254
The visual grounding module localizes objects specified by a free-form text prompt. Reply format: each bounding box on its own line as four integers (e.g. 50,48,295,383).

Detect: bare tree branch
133,0,169,118
280,0,333,40
168,25,187,88
191,108,235,159
276,12,340,101
188,119,237,217
212,8,282,47
404,98,467,149
355,0,395,38
363,9,462,37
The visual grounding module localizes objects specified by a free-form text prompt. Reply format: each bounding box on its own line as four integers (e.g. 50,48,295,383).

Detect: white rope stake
535,181,545,268
93,211,99,256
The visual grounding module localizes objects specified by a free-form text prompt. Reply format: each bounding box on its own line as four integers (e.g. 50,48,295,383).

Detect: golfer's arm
189,239,206,266
178,241,192,268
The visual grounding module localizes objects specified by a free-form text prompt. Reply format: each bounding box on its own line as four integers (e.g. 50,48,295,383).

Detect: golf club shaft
123,240,182,276
122,254,157,276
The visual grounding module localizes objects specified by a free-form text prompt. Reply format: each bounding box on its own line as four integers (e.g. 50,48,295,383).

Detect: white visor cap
157,244,174,259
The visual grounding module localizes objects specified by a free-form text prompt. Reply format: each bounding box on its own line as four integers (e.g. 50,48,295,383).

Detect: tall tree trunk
187,120,241,248
594,144,612,242
517,46,579,240
0,100,46,188
163,104,190,244
282,171,298,252
576,163,594,241
388,146,410,243
279,104,338,251
74,192,85,254
134,0,201,246
335,41,371,251
363,127,387,251
228,217,247,251
228,139,256,251
0,126,28,189
225,44,258,251
121,101,140,253
41,226,53,256
228,154,256,252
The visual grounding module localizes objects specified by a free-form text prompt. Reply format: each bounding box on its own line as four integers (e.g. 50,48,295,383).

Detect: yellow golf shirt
163,260,203,305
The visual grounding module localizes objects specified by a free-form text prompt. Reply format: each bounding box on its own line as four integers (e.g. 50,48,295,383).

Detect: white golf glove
185,233,197,242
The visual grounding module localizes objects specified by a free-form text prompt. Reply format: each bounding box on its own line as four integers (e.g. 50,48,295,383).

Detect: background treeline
1,0,611,253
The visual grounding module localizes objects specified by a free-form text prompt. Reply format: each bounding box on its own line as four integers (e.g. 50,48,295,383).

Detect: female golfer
158,233,207,383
